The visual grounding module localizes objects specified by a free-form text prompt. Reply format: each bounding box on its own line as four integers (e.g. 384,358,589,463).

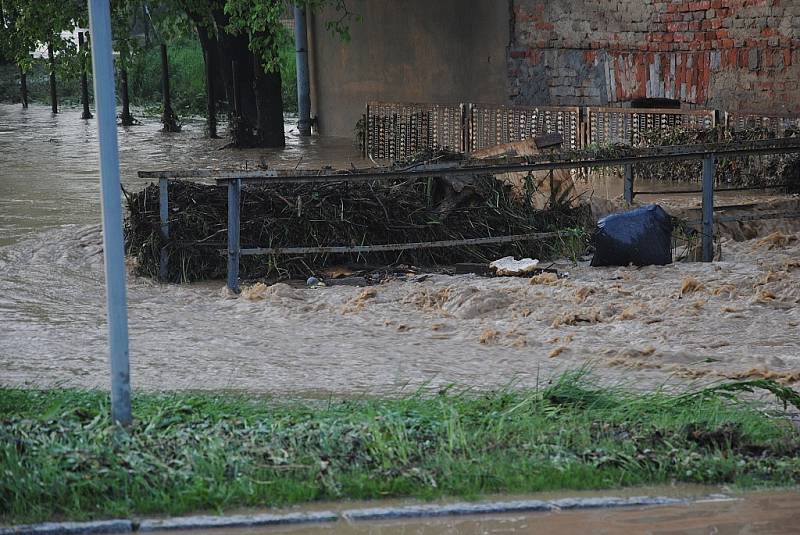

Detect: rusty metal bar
139,138,800,183
701,155,716,262
623,164,634,204
239,231,565,256
634,183,790,195
226,178,241,293
158,177,169,281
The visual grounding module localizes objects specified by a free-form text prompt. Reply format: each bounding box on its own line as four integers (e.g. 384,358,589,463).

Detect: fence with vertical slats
726,112,800,137
365,102,799,161
365,102,465,161
586,107,715,146
467,104,581,151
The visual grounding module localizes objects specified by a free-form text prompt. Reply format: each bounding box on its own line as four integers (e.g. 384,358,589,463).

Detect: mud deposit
1,104,799,394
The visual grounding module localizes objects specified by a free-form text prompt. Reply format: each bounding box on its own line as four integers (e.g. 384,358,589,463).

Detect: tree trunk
203,7,285,148
194,24,225,108
195,24,222,138
78,32,92,119
204,50,217,138
254,59,285,147
120,68,134,126
48,42,57,114
160,44,180,132
142,4,150,47
19,66,28,108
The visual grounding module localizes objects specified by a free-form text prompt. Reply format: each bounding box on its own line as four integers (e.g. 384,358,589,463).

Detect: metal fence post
227,178,241,293
159,177,169,281
88,0,132,426
623,163,634,204
702,154,716,262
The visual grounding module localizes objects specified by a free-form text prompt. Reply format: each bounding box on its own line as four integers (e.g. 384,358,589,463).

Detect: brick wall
507,0,800,113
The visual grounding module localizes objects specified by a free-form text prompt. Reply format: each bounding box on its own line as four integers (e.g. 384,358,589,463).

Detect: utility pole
87,0,132,426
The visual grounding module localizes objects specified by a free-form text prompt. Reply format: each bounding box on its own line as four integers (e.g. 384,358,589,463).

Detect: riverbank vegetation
2,372,800,524
0,35,298,118
0,0,335,146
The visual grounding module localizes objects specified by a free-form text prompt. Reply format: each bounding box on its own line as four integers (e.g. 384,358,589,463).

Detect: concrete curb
0,495,701,534
341,495,686,521
0,520,133,535
137,511,338,532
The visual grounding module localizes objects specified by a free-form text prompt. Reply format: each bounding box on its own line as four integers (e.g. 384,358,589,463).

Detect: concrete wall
508,0,800,113
308,0,510,137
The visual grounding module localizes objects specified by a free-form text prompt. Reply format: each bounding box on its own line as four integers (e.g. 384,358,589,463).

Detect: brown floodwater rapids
1,103,799,394
144,489,800,535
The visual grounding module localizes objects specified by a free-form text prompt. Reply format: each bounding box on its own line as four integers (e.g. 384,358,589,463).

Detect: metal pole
623,163,634,204
701,154,715,262
294,3,311,136
87,0,132,426
159,177,169,281
227,179,241,293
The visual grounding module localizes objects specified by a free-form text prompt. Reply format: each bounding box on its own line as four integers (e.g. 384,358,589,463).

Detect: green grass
2,372,800,525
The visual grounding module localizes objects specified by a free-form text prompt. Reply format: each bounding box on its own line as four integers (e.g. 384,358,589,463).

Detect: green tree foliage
1,0,357,145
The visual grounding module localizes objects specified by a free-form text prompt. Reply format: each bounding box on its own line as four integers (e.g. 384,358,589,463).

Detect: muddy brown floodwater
146,490,800,535
1,103,799,394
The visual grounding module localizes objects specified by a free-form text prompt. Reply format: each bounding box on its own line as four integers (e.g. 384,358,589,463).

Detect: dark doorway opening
631,98,681,109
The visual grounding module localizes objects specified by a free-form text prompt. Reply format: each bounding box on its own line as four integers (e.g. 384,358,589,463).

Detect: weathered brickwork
507,0,800,113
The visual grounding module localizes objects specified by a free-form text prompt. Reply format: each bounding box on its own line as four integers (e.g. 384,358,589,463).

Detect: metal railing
139,137,800,292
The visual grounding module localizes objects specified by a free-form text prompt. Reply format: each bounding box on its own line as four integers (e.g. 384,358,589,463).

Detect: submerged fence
366,102,797,160
140,137,800,292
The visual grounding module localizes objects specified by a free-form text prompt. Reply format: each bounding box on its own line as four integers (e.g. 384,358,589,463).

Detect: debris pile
125,174,590,282
635,126,800,188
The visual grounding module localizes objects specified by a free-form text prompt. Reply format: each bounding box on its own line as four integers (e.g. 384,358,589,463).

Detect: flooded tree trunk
160,44,180,132
196,25,220,138
204,50,217,138
210,6,287,148
254,60,285,147
218,35,257,146
19,67,28,109
48,42,57,114
119,69,134,126
78,32,92,120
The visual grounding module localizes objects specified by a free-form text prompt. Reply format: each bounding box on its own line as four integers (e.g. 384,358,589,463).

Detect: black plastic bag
590,204,672,267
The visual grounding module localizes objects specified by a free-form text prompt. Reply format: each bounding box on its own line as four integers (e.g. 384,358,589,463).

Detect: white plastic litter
489,256,540,276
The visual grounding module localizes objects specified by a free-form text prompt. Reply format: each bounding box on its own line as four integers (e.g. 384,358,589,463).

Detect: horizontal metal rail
237,231,566,256
633,183,791,196
138,138,800,185
686,211,800,226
